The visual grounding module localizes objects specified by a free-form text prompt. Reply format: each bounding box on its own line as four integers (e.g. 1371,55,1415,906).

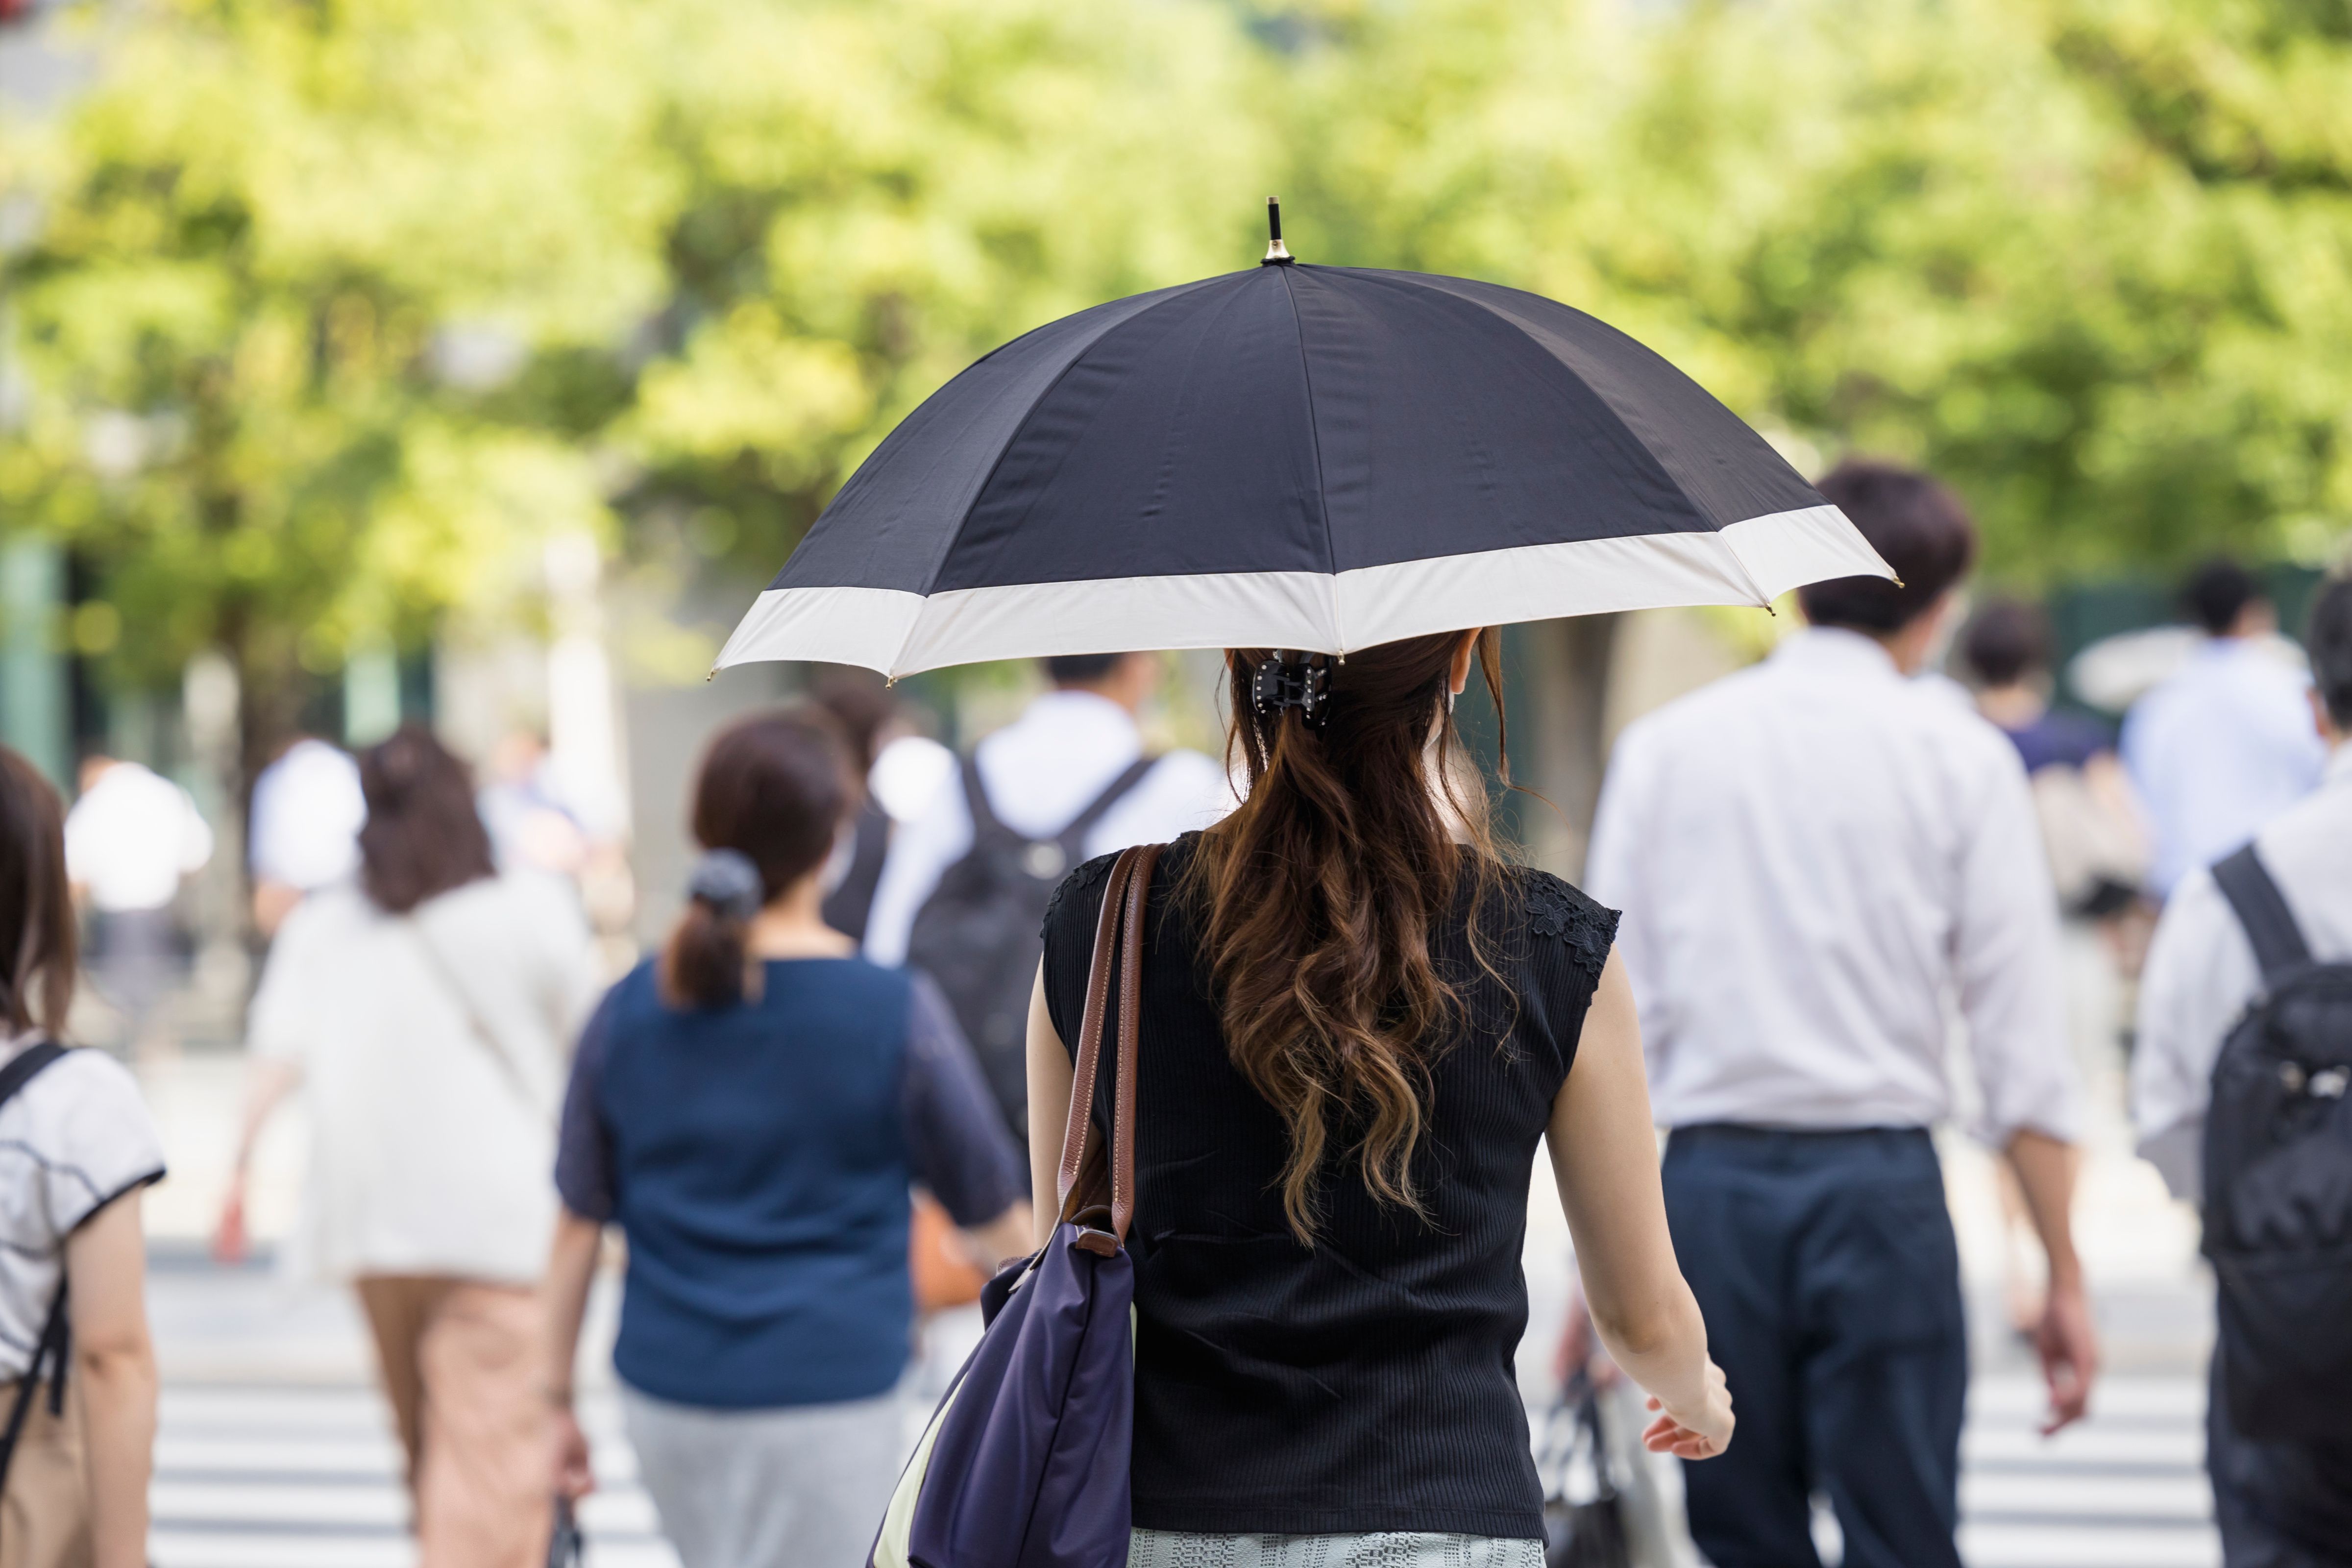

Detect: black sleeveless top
1040,834,1618,1539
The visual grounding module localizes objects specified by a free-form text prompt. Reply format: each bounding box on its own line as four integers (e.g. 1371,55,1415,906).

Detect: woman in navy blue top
540,709,1028,1568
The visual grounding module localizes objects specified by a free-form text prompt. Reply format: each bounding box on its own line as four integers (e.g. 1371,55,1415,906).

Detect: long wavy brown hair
1183,628,1507,1243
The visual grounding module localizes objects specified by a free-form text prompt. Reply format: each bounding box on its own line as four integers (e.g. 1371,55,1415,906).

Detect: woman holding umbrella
717,206,1890,1562
1027,628,1730,1562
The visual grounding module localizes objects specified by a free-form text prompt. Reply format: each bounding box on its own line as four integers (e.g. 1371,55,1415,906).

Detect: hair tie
1251,654,1332,729
686,849,765,922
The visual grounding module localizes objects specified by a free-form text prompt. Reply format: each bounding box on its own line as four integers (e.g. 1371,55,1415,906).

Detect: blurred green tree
0,0,670,777
1285,0,2352,583
4,0,2346,802
0,0,1268,776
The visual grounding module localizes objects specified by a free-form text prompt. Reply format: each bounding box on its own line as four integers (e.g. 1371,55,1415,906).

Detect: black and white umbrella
717,204,1888,678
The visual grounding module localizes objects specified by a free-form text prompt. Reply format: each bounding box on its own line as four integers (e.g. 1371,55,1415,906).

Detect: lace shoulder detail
1040,851,1123,942
1522,870,1619,993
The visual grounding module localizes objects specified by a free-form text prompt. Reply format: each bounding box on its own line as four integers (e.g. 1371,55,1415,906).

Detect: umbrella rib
1277,266,1345,654
898,279,1225,670
1434,282,1776,610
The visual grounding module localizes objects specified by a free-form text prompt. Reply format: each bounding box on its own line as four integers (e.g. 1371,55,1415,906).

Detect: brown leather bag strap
1108,842,1160,1242
1056,846,1143,1215
1054,842,1162,1244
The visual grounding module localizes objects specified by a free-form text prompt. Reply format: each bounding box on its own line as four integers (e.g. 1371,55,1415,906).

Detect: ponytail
661,849,767,1008
660,708,857,1010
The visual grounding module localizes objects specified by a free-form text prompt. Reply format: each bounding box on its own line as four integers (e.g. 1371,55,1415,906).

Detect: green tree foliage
1288,0,2352,581
1,0,2346,760
0,0,1265,759
0,0,669,761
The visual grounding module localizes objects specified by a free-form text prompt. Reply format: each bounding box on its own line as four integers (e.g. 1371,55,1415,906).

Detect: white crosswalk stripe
1958,1373,2219,1568
149,1383,683,1568
148,1373,2220,1568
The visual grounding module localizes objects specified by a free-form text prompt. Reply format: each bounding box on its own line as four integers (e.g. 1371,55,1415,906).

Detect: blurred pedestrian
0,747,162,1568
1961,597,2149,919
2132,573,2352,1566
1586,460,2095,1568
217,725,597,1568
807,668,948,946
865,651,1227,1139
246,733,366,937
476,731,590,880
1028,630,1732,1565
2124,560,2327,899
541,709,1028,1568
64,754,213,1053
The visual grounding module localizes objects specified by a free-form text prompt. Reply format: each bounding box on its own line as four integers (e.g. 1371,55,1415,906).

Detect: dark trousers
2208,1351,2352,1567
1662,1125,1967,1568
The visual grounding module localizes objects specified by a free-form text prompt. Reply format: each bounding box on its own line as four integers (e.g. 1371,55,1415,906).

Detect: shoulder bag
871,841,1162,1568
405,914,539,1111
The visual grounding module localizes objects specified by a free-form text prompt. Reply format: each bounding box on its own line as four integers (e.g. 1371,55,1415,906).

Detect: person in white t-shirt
0,746,163,1568
246,735,366,937
64,755,214,1051
218,726,598,1568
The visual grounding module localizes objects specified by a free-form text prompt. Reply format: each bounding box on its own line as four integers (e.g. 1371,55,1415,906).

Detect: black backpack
906,752,1155,1141
2205,844,2352,1441
0,1041,70,1504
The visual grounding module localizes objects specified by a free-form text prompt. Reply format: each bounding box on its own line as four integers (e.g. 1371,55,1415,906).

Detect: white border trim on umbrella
713,504,1890,679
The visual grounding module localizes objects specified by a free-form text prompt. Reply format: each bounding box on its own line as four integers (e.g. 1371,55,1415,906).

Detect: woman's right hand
1642,1358,1734,1460
210,1178,248,1266
552,1405,597,1499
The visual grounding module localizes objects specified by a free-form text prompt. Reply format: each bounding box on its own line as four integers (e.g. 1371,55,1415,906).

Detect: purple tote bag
870,843,1163,1568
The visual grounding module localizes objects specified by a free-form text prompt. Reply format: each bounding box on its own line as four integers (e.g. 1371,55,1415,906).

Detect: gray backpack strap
2212,845,2312,984
1054,757,1158,858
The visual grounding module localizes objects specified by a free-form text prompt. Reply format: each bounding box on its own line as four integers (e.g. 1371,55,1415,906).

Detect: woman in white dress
218,726,598,1568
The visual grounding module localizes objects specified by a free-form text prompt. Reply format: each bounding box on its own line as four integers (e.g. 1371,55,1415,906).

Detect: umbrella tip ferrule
1262,196,1295,266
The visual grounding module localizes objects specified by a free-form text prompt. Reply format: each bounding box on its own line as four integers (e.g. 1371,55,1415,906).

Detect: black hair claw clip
1251,655,1332,729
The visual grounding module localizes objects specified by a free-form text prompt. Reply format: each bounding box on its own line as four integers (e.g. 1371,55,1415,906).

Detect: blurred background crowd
2,0,2350,1565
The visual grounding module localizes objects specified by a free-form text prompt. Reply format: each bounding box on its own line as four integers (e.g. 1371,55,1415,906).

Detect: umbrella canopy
717,241,1889,678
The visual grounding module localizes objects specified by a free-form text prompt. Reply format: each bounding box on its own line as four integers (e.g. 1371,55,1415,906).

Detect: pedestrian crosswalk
148,1370,2218,1568
150,1384,681,1568
1958,1375,2217,1568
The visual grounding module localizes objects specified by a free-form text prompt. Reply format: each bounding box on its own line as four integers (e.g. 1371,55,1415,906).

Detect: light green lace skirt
1127,1532,1545,1568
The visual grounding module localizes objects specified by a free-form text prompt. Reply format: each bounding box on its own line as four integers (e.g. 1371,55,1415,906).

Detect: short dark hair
1799,460,1978,633
2183,558,2260,636
1042,652,1125,686
1960,597,2052,688
808,666,894,775
0,748,75,1037
2307,573,2352,730
663,708,856,1009
356,726,497,915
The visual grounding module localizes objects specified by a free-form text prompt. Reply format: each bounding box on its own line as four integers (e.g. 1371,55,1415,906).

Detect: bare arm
67,1191,158,1568
961,1204,1036,1274
1027,965,1076,1249
2006,1128,2097,1433
540,1209,602,1498
213,1056,300,1262
1547,952,1731,1458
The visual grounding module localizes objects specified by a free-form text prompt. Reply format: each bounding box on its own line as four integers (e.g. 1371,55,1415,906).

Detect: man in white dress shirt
2124,560,2327,899
65,755,215,1049
1586,460,2095,1568
2132,573,2352,1566
863,653,1228,1131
